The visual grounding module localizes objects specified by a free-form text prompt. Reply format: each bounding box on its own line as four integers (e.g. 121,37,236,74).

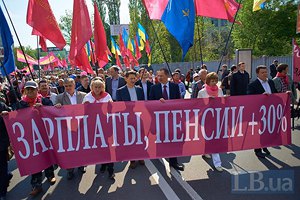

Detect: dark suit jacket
149,82,181,100
116,85,145,101
230,71,250,96
247,79,278,95
135,79,153,100
105,76,126,98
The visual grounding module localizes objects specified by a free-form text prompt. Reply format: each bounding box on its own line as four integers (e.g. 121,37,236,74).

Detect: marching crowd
0,61,297,199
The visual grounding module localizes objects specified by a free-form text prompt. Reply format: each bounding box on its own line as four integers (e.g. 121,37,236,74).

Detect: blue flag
161,0,195,60
0,6,15,75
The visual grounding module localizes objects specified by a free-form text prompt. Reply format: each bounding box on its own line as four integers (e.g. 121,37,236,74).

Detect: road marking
161,158,204,200
145,160,180,200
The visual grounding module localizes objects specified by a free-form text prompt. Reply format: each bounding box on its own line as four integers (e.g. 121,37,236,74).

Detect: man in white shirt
55,78,87,180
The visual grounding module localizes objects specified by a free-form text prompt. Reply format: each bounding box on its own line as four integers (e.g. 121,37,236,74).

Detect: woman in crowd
82,78,115,179
197,72,224,172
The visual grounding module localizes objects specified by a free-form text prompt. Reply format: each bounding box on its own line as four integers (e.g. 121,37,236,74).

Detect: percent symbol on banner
276,104,287,133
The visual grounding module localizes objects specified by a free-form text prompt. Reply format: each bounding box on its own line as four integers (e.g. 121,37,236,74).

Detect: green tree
232,0,297,56
59,10,72,45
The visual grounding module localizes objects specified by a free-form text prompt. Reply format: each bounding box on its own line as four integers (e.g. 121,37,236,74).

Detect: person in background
82,78,115,179
0,102,12,200
272,63,297,104
230,62,250,96
105,66,126,101
135,69,153,100
57,79,65,94
197,72,224,172
221,65,237,95
172,72,186,98
38,80,57,105
77,74,91,94
270,59,278,79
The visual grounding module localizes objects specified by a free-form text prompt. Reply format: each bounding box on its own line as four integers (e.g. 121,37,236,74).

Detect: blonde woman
82,78,115,179
197,72,224,172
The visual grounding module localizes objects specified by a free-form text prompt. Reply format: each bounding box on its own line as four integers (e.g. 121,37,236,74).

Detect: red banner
4,94,291,176
293,39,300,82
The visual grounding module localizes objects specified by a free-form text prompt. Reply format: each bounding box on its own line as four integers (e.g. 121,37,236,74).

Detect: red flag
142,0,169,20
94,3,108,68
128,51,139,67
134,35,142,60
62,59,68,68
119,34,127,57
297,4,300,34
27,0,66,49
69,0,94,74
123,56,130,68
195,0,240,23
293,39,300,82
32,29,47,52
115,52,122,67
145,40,151,56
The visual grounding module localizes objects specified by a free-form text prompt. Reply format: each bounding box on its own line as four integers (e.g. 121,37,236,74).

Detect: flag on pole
142,0,169,20
136,32,145,51
134,35,142,60
94,3,108,68
119,34,127,57
27,0,66,50
111,37,121,56
195,0,241,23
69,0,94,74
137,23,147,42
293,39,300,83
253,0,266,12
161,0,195,59
0,6,16,75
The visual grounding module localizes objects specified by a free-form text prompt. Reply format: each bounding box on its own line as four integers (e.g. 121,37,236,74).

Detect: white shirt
197,88,224,98
258,78,272,94
82,92,112,103
66,92,77,105
128,87,138,101
161,82,170,99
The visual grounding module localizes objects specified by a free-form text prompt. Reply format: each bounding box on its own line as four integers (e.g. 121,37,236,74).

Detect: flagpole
196,16,204,67
0,59,20,102
149,20,173,78
216,0,243,73
89,39,98,76
1,0,35,80
37,36,41,80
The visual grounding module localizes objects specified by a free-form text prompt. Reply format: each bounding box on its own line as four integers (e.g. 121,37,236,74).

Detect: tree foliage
232,0,297,57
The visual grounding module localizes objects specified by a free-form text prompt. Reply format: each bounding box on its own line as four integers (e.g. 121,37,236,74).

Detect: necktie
163,85,168,100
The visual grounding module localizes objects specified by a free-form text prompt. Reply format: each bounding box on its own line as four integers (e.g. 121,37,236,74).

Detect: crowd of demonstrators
0,60,297,198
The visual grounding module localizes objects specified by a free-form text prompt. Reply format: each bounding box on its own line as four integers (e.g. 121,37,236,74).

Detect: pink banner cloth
4,93,291,176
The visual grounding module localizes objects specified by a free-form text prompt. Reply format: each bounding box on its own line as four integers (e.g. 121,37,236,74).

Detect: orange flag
69,0,94,74
27,0,66,49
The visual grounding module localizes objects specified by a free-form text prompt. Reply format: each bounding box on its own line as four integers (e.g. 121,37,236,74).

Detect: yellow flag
253,0,266,11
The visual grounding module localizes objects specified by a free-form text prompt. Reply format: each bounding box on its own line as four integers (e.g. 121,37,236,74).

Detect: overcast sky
0,0,130,48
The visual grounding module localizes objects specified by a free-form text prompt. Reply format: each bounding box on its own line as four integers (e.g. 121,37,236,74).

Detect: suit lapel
63,92,71,105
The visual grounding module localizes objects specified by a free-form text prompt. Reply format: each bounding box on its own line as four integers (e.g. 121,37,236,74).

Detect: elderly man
55,78,87,180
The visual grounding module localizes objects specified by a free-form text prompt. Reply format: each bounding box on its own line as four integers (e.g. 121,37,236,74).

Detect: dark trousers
169,157,178,166
102,163,114,174
31,165,54,188
0,149,8,197
254,148,268,153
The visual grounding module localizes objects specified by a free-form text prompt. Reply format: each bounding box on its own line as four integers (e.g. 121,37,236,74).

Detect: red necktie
163,85,168,100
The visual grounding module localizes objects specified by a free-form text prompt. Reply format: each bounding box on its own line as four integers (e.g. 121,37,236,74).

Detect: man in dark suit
230,62,250,96
149,68,184,171
105,65,126,101
117,71,145,169
135,68,153,100
247,65,278,158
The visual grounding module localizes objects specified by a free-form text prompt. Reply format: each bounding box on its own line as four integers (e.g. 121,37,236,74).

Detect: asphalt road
5,92,300,200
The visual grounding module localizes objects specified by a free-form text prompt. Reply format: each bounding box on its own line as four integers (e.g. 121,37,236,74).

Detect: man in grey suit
55,78,86,180
105,65,126,101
